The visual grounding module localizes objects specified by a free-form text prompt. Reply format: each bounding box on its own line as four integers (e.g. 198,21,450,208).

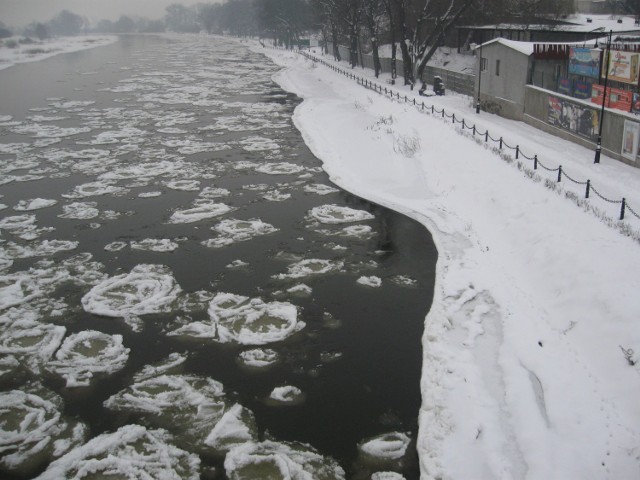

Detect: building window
480,57,488,72
495,59,500,76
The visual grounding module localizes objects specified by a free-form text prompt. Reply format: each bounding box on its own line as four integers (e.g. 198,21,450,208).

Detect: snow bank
260,46,640,480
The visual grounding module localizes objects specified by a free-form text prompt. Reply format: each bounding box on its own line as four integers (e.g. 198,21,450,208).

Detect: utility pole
594,30,612,164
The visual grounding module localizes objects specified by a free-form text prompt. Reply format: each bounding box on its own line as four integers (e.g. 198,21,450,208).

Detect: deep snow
259,46,640,479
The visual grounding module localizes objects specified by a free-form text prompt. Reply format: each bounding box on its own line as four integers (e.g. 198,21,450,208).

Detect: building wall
524,85,638,167
475,42,531,119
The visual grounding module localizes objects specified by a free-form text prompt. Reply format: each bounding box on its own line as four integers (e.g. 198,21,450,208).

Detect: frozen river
0,35,436,479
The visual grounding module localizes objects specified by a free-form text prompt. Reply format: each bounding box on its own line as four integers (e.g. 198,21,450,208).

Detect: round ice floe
47,330,130,387
307,204,374,224
226,259,249,269
204,403,257,453
239,136,280,151
104,241,127,252
105,373,236,452
203,219,278,248
273,258,344,280
0,214,37,231
165,179,201,191
169,199,233,224
304,183,339,195
58,201,99,219
268,385,304,405
62,181,125,199
35,425,200,480
287,283,312,295
372,472,406,480
224,440,345,480
81,264,181,319
138,191,163,198
199,186,230,199
0,319,66,373
262,190,291,202
3,240,79,259
390,275,417,287
208,292,304,345
13,198,58,211
358,432,411,460
255,162,304,175
238,348,279,369
131,238,179,252
0,387,86,476
0,275,41,310
133,353,188,382
357,276,382,288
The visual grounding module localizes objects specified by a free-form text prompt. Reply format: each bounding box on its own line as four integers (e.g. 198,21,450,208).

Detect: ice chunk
62,181,125,199
13,198,58,211
169,199,234,224
204,403,257,452
35,425,200,480
131,238,179,252
255,162,304,175
358,432,411,460
0,319,66,373
138,191,163,198
268,385,305,405
0,214,37,234
372,472,406,480
273,258,344,280
357,276,382,288
199,186,230,198
0,386,86,476
104,241,127,252
262,190,291,202
47,330,130,387
224,440,345,480
307,204,374,224
287,283,312,295
203,218,278,248
239,136,280,151
389,275,418,287
0,275,41,310
58,201,99,219
304,183,339,195
166,179,201,191
104,374,232,452
81,264,181,319
208,292,304,345
133,353,188,382
3,240,79,259
226,259,249,269
238,348,279,369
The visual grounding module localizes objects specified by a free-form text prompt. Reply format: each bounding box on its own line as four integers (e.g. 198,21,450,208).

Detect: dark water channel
0,35,436,479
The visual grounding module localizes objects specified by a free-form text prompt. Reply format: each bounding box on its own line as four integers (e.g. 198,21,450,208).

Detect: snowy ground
0,35,117,70
259,46,640,479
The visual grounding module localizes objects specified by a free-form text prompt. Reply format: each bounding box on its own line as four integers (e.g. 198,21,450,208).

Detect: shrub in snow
392,132,421,158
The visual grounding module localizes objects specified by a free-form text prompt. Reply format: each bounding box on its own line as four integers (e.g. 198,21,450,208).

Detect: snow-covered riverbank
0,35,117,70
259,46,640,479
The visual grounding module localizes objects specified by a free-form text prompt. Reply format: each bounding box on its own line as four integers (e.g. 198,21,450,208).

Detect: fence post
620,198,626,220
473,125,476,135
442,109,444,118
431,105,434,114
499,137,503,149
452,113,456,123
422,102,425,110
462,119,465,129
534,155,538,170
557,165,563,182
516,145,519,159
413,98,416,105
485,131,488,143
585,179,591,198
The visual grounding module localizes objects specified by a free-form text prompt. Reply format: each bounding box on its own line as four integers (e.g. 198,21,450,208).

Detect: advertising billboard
548,95,599,140
569,47,601,78
606,50,640,85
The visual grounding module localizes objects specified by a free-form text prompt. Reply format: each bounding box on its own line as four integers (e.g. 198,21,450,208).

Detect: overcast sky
1,0,211,26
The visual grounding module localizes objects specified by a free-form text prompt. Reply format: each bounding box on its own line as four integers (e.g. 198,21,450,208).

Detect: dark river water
0,35,436,479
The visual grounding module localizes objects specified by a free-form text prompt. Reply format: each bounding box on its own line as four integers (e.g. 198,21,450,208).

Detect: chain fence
296,49,640,223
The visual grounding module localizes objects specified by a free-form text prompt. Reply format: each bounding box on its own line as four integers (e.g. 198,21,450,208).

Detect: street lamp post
594,30,613,164
476,42,483,114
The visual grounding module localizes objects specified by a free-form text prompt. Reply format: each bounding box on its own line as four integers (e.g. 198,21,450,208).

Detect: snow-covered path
259,46,640,480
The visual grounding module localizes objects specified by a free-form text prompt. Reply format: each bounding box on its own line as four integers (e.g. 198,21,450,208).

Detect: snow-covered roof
461,14,640,35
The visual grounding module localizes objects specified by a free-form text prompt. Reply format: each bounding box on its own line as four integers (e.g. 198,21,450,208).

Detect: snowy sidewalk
259,46,640,480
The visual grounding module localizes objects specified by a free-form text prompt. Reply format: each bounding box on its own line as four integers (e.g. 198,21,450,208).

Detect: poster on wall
569,47,601,78
621,120,640,161
606,50,640,85
548,95,599,140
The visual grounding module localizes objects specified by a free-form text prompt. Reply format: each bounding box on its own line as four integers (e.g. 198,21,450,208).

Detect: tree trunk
331,23,341,61
372,39,381,77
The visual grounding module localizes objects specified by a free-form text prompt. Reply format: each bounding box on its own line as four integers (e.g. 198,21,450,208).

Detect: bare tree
362,0,386,76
